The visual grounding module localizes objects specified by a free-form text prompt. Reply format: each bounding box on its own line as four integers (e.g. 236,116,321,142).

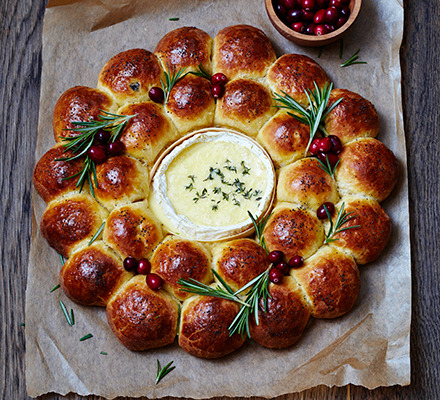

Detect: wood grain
1,0,439,399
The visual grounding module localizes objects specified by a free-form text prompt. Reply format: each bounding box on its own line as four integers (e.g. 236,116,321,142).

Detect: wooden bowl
265,0,362,47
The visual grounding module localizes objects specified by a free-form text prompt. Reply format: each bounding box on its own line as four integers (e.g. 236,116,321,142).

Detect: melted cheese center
150,129,275,241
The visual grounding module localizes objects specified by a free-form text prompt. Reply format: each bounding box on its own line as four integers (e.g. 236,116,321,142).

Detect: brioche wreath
33,24,398,359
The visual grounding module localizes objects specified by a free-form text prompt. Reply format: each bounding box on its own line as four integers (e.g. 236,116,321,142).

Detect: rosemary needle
340,49,367,68
79,333,93,342
156,360,175,384
88,221,105,246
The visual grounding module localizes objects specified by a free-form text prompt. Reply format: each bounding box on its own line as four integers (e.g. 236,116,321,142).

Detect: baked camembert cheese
150,129,275,241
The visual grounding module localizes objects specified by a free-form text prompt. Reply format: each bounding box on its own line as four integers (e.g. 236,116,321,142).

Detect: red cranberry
313,8,326,24
318,136,333,153
211,73,228,86
288,255,304,268
316,0,329,7
87,145,107,164
276,4,288,17
340,6,350,17
292,22,305,33
96,130,110,144
314,24,328,35
328,135,342,153
268,250,284,264
305,23,317,34
275,262,290,275
302,0,315,10
302,9,315,21
325,6,339,24
269,268,284,284
137,258,151,275
281,0,298,8
106,140,125,156
341,0,350,5
149,87,164,103
335,16,347,28
329,0,342,8
146,273,164,291
211,83,225,98
317,202,335,219
310,138,321,155
123,256,138,272
287,9,303,23
325,24,336,32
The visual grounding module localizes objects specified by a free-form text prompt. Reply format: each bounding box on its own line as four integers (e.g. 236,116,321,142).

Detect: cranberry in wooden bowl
265,0,362,47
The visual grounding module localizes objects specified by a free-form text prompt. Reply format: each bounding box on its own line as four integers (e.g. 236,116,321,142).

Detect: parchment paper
26,0,410,398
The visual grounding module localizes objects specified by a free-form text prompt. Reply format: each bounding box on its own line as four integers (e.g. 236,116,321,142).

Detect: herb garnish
156,360,176,385
79,333,93,342
50,284,60,293
88,221,105,246
340,49,367,68
100,351,108,355
274,82,343,155
316,155,340,178
168,17,179,21
161,64,188,103
324,202,361,244
59,300,75,326
57,110,136,197
189,64,211,81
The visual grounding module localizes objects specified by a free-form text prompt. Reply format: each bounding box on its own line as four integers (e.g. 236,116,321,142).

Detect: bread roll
263,203,324,260
291,246,360,318
323,88,380,145
60,241,132,306
335,138,398,202
267,54,330,106
212,238,269,292
179,294,245,358
256,111,309,168
248,276,311,349
92,155,149,211
33,144,87,203
277,157,339,210
165,74,215,134
214,78,275,137
327,196,392,264
40,193,108,258
97,49,163,106
150,236,212,301
103,201,163,260
154,27,213,74
117,102,178,166
53,86,117,143
106,275,179,351
213,24,276,80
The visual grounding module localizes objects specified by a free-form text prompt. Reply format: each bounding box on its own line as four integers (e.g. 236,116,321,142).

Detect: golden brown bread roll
40,193,108,258
92,155,149,211
33,144,88,203
248,276,312,349
212,238,270,292
154,27,213,74
117,102,178,166
335,138,398,202
165,74,215,134
106,275,179,351
277,157,339,210
214,78,276,137
323,88,380,145
213,24,276,80
179,294,245,358
60,241,133,307
53,86,117,143
267,54,330,106
97,49,163,106
263,203,324,260
256,111,310,168
103,201,163,260
150,236,212,301
327,197,392,265
290,246,360,319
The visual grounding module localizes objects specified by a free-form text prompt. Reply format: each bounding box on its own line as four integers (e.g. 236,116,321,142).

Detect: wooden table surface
1,1,439,399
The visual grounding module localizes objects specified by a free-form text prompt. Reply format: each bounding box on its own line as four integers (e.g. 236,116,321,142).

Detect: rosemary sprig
316,155,340,178
248,210,272,254
340,49,367,68
161,63,188,103
88,221,105,246
189,64,211,80
324,202,361,244
274,82,343,155
156,360,175,385
57,110,136,197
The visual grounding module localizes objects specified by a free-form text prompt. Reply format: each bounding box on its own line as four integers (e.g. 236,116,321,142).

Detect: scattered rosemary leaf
20,323,25,327
59,253,65,265
50,284,60,293
168,17,179,21
156,360,176,385
100,351,108,355
340,49,367,68
339,38,344,59
79,333,93,342
59,300,74,326
88,221,105,246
